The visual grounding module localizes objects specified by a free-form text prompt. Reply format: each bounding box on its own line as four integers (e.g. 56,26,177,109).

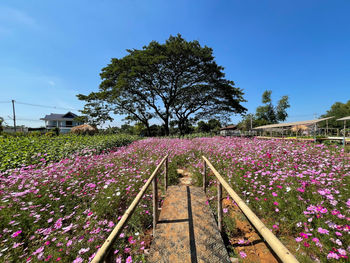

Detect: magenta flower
11,230,22,238
295,237,303,242
317,227,329,235
73,257,83,263
54,218,62,229
239,251,247,258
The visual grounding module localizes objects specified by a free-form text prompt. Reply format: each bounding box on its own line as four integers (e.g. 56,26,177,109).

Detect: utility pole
12,100,16,132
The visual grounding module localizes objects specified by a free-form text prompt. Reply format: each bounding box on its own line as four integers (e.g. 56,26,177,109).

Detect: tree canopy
320,100,350,128
77,34,246,135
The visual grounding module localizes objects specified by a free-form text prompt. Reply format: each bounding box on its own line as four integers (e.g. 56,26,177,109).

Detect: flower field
0,134,138,172
0,137,349,262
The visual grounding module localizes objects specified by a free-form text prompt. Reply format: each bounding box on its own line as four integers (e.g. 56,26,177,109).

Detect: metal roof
40,112,77,121
220,125,237,130
337,116,350,121
253,116,334,130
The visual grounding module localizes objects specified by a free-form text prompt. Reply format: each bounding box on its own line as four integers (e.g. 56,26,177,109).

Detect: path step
148,186,230,263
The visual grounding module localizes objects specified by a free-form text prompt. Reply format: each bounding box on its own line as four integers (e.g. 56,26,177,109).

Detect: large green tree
320,100,350,128
77,34,246,135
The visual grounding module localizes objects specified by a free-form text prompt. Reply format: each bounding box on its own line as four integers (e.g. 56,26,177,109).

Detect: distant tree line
101,118,222,137
319,100,350,128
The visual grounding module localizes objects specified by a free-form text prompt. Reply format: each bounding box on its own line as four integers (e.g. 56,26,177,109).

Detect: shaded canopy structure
337,116,350,147
337,116,350,121
253,117,334,130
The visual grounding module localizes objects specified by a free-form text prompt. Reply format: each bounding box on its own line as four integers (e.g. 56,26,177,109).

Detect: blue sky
0,0,349,128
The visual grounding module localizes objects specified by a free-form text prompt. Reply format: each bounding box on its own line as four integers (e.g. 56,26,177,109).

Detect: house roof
220,125,237,130
253,117,334,130
40,112,78,121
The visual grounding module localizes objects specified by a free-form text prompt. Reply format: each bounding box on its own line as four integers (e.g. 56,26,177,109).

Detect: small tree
255,90,290,126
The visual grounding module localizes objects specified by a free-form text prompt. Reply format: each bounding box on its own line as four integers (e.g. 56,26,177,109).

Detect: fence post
203,160,207,192
153,174,158,236
164,157,168,191
217,182,222,232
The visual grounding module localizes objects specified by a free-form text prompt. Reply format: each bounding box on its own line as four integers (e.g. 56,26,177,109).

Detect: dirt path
222,198,279,263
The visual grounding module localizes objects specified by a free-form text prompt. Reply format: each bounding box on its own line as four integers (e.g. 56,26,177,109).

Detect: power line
4,118,42,122
0,101,11,104
15,101,77,111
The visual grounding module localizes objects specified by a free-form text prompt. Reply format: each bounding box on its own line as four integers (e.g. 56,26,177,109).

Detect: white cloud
0,6,37,28
48,80,56,86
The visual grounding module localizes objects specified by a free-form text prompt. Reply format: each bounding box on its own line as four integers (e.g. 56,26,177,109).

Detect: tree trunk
145,123,151,137
163,119,170,136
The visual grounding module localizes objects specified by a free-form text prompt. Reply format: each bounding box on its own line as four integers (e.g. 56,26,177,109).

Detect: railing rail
92,155,169,263
202,156,299,263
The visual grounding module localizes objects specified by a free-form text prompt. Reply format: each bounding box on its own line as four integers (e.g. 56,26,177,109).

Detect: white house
220,125,240,136
40,112,83,133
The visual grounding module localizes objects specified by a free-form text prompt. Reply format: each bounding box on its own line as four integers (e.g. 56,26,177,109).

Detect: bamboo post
343,120,346,148
164,157,168,191
153,174,158,236
217,182,222,232
202,156,299,263
203,161,207,192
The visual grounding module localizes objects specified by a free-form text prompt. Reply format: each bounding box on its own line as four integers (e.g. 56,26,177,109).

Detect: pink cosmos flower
126,256,133,263
12,230,22,238
73,257,83,263
312,237,320,243
223,208,228,213
128,236,135,244
239,251,247,258
78,247,90,254
295,237,303,242
33,246,44,255
317,227,329,235
272,192,277,197
335,231,342,236
327,251,339,260
54,218,62,229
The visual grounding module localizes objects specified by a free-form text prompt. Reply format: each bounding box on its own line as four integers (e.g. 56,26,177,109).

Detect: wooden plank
217,182,222,232
164,157,168,191
202,161,207,192
153,174,158,236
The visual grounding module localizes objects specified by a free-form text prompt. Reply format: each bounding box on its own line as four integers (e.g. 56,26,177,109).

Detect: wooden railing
202,156,299,263
91,155,169,263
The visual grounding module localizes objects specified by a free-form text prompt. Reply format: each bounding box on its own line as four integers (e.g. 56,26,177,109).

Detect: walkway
148,185,231,263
